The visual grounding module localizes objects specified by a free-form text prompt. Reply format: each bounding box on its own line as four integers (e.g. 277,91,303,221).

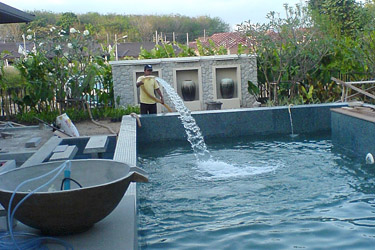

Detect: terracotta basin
0,159,148,235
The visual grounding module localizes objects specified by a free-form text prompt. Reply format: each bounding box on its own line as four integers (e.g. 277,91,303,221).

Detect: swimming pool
137,134,375,249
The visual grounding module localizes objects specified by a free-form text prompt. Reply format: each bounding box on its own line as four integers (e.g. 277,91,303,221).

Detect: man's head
144,64,153,75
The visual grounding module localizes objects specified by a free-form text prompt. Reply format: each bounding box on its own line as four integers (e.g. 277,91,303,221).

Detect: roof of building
0,41,179,60
116,42,159,58
116,42,180,58
0,2,35,24
189,32,250,50
0,42,31,59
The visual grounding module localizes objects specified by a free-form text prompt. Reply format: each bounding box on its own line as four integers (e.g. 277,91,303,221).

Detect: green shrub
15,110,60,125
13,105,139,125
0,66,26,88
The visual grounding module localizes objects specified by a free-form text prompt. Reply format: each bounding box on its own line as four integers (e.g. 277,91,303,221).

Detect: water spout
288,104,298,138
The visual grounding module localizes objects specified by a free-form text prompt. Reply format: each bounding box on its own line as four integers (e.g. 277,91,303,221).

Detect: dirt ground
74,119,122,136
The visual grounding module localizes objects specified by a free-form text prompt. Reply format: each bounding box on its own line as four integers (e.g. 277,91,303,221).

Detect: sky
3,0,309,29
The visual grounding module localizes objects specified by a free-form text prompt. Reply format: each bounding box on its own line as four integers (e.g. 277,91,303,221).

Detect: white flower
60,30,66,33
39,62,44,66
50,27,56,32
39,42,44,47
67,43,73,49
48,72,53,76
83,30,90,36
70,28,77,34
26,35,32,40
55,45,61,50
27,29,32,33
64,52,69,57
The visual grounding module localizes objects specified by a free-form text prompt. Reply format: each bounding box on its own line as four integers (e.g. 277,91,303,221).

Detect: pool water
137,134,375,249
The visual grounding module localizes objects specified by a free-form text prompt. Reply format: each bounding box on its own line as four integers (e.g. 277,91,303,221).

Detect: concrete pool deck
0,125,54,168
1,118,137,249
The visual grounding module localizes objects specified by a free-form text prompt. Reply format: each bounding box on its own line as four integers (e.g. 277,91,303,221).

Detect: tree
56,12,79,33
0,23,22,42
0,64,26,119
238,4,331,104
129,15,154,42
13,27,113,114
308,0,366,37
26,11,230,44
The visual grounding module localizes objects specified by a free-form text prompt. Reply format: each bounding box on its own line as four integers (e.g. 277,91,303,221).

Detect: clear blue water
137,134,375,249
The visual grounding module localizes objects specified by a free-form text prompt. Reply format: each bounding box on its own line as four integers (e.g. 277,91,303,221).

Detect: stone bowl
0,159,148,235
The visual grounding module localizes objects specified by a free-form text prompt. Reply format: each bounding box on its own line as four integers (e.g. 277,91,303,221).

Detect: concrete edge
110,54,256,66
113,115,138,250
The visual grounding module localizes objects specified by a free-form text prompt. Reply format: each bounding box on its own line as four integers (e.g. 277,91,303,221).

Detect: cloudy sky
3,0,310,29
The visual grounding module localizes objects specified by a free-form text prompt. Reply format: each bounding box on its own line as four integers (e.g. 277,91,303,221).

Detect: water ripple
138,136,375,249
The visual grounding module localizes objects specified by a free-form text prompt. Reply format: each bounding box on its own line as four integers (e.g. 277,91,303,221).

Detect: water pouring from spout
288,104,298,138
156,77,211,161
156,77,282,179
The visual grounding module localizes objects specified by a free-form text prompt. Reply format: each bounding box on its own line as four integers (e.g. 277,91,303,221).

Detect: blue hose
0,160,74,250
63,161,72,190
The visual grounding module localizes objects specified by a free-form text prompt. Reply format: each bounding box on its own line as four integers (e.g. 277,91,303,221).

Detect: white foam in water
157,77,282,177
195,159,282,180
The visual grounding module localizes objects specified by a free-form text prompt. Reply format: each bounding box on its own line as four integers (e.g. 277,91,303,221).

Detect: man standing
136,64,164,114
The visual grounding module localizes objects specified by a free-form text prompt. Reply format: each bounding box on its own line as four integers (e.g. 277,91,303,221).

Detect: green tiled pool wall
331,111,375,158
137,103,346,143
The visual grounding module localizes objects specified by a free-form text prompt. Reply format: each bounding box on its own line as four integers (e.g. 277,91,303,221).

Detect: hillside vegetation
0,12,230,45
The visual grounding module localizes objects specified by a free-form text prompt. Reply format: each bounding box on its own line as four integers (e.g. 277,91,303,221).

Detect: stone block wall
110,54,257,111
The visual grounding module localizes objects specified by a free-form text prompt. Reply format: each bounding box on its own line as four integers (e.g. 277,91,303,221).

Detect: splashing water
156,77,282,178
195,159,281,180
157,77,211,161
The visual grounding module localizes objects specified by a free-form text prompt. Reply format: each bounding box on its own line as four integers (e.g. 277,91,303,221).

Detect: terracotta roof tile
189,32,250,50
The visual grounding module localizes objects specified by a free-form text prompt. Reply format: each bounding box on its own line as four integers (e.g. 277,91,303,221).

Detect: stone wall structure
110,54,257,112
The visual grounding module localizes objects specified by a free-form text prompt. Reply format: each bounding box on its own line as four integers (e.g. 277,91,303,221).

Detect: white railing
331,77,375,102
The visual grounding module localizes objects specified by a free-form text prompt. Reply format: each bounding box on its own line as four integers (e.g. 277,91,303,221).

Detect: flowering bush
13,26,113,114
